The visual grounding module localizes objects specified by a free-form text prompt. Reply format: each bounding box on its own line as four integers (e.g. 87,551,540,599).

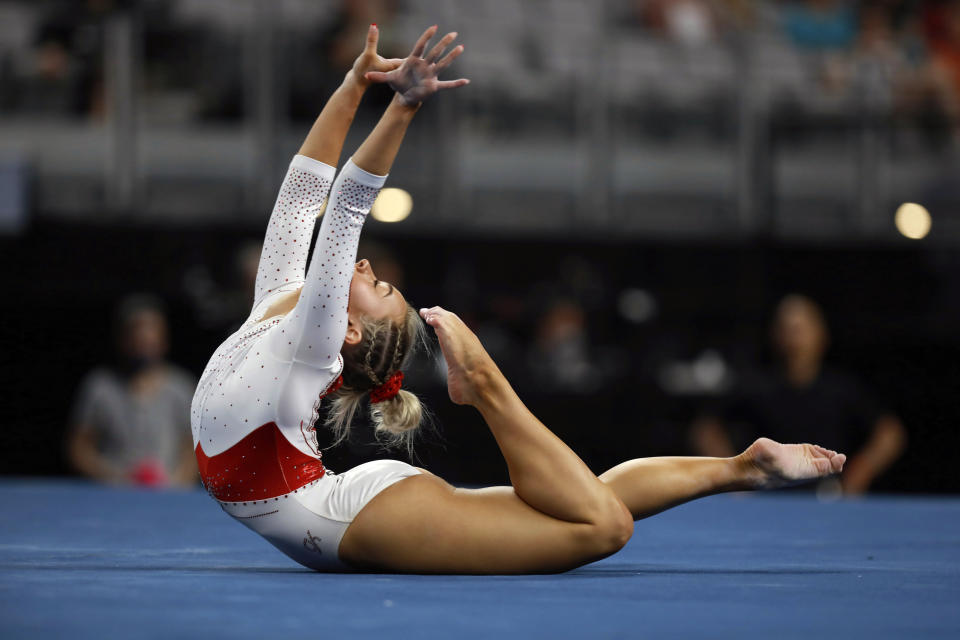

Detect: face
121,309,169,361
772,298,827,362
346,259,407,345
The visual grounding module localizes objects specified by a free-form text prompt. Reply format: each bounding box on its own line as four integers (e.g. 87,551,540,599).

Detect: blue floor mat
1,480,958,639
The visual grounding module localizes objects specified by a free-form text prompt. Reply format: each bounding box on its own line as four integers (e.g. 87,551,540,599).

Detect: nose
355,259,376,278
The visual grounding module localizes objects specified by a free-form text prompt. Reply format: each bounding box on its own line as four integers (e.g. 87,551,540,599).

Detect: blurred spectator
717,0,758,30
852,3,908,100
291,0,400,119
636,0,720,46
68,294,197,488
24,0,126,118
925,0,960,90
690,294,907,495
781,0,859,51
528,298,599,393
922,0,960,129
524,292,631,395
321,0,400,75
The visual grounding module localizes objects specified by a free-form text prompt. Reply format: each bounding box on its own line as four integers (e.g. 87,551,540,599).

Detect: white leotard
189,155,421,571
191,155,385,463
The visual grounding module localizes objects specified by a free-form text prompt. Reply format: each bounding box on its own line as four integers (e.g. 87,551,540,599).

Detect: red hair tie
369,371,404,404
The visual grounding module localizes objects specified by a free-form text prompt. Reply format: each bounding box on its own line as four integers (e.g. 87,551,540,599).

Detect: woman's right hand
350,24,404,89
364,25,469,106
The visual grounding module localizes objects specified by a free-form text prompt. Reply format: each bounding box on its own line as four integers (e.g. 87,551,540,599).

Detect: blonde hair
325,305,427,453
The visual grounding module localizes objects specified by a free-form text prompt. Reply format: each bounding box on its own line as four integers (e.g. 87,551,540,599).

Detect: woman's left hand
364,25,469,105
350,24,404,88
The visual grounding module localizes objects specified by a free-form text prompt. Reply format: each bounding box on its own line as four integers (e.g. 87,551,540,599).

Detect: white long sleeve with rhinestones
253,155,332,306
191,156,387,458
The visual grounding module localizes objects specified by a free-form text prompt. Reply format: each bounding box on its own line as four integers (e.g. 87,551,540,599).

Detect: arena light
895,202,931,240
371,188,413,223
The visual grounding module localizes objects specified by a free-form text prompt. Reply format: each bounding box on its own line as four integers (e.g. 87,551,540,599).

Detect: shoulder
77,367,119,396
71,368,121,421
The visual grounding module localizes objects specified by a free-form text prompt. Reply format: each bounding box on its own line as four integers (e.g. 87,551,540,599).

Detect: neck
783,357,820,387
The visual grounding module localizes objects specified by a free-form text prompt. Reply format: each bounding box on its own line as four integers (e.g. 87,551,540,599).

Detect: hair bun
372,388,422,437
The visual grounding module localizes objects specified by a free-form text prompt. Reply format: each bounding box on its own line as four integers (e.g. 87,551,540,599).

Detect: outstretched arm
252,25,403,307
298,24,403,166
268,26,469,376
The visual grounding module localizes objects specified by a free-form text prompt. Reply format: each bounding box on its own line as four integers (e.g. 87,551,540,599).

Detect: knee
608,500,635,551
589,497,634,556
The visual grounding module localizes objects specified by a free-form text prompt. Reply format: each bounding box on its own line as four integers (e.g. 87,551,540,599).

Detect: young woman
191,25,846,574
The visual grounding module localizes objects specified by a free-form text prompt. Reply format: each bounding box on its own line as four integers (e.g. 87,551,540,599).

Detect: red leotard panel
195,422,325,502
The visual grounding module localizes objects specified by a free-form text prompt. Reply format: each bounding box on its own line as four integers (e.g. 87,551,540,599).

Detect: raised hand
364,25,469,105
350,24,404,88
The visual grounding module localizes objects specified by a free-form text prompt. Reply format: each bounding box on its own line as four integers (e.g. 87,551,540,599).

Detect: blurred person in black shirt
691,294,907,495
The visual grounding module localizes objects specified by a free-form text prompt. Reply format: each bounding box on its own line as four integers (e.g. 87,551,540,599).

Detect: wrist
342,71,369,94
391,92,423,112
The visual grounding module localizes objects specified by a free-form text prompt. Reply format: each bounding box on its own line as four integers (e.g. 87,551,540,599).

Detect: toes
419,306,450,329
812,444,838,457
832,453,847,473
812,457,834,476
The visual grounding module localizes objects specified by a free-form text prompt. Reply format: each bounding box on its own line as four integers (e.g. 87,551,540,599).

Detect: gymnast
191,24,847,574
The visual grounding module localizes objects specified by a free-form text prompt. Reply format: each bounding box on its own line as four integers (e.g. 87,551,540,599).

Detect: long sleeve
269,158,387,370
253,155,336,307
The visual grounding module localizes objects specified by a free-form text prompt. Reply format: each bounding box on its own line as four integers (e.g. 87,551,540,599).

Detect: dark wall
2,220,958,491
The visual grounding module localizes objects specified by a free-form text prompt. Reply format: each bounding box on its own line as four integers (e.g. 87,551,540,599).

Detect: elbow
878,416,908,458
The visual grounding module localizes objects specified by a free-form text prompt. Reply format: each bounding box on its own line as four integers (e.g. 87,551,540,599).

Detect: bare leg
340,307,633,573
422,307,844,523
600,456,750,520
600,437,846,520
339,307,844,573
419,307,631,527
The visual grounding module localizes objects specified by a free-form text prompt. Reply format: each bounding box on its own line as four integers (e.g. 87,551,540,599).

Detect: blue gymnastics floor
1,480,958,639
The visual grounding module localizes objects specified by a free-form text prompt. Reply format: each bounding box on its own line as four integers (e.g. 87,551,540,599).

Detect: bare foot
419,306,502,406
740,437,847,490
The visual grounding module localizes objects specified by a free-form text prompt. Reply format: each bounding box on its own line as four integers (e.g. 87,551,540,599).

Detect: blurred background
1,0,958,493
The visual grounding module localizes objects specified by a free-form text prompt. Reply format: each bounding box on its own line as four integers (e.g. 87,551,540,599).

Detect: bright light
371,188,413,223
895,202,931,240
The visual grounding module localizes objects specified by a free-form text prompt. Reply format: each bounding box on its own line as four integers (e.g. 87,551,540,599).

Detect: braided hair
325,305,426,452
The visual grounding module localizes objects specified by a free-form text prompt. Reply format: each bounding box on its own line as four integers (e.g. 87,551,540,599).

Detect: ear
344,316,363,346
